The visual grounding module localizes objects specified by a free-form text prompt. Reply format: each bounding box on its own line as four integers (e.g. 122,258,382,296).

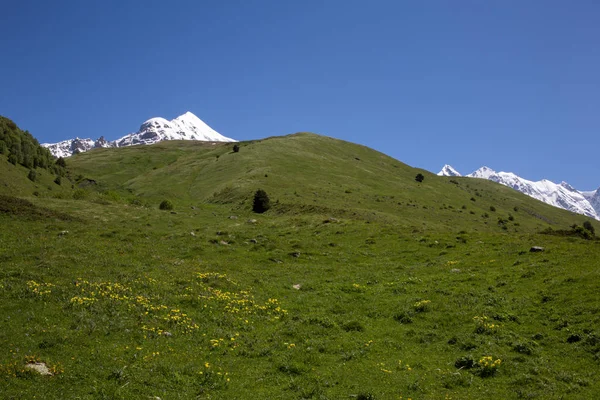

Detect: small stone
292,284,302,290
162,331,173,337
25,362,52,376
219,240,229,246
530,246,545,253
247,219,257,224
249,239,258,244
450,268,461,273
290,252,301,258
190,231,195,236
229,215,238,220
58,230,69,236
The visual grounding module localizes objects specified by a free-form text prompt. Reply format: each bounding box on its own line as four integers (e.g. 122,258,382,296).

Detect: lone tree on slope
415,173,425,183
252,189,271,213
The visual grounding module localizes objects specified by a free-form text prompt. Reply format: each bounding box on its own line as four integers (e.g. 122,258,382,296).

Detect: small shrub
476,356,501,377
415,173,425,183
27,169,37,182
583,220,595,235
454,355,475,370
233,144,240,153
54,176,61,185
252,189,270,213
159,200,174,211
489,206,496,212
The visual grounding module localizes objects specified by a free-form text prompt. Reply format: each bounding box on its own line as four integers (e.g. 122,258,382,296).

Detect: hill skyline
2,2,599,189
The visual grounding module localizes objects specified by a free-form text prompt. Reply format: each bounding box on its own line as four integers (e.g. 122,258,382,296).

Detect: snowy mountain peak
42,112,236,157
440,163,600,220
468,166,497,179
437,164,462,177
560,181,577,192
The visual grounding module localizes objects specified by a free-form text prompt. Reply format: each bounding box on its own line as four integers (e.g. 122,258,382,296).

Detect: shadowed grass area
0,195,75,221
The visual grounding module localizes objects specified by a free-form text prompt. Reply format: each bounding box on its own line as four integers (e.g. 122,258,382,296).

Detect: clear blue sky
1,1,599,189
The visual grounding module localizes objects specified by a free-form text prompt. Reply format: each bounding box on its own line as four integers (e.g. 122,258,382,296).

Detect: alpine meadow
1,119,600,399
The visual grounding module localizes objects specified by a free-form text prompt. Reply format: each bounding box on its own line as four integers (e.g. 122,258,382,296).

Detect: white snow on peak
115,112,236,147
460,165,599,220
42,112,236,157
437,164,462,177
467,166,497,180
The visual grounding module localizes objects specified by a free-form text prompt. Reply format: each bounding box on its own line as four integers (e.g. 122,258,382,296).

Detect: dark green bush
415,173,425,183
252,189,270,213
27,169,37,182
583,221,595,235
159,200,174,211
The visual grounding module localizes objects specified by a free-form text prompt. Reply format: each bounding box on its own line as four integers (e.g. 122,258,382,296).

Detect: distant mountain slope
438,165,599,220
65,132,594,232
42,112,236,158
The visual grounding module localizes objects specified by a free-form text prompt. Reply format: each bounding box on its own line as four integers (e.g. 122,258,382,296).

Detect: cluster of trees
0,116,66,179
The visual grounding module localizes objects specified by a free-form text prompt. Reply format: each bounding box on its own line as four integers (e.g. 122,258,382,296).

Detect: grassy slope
67,133,594,232
1,134,599,399
0,154,71,198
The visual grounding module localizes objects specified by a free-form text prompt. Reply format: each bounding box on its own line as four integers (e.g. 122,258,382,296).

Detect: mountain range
438,164,600,220
42,112,236,158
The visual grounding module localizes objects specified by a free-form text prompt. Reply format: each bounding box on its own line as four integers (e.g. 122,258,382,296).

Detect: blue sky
1,1,599,189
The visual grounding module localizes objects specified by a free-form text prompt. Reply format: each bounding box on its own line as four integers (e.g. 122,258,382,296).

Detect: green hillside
0,116,69,198
1,131,600,399
67,133,594,232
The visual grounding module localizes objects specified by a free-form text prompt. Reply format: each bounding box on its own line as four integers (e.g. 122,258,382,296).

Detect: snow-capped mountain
438,165,600,220
438,164,461,177
42,112,236,158
42,137,112,158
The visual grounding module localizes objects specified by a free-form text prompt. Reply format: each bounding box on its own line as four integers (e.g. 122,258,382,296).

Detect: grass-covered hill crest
65,131,597,233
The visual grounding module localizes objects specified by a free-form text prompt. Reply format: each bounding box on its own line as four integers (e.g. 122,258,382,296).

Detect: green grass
1,134,599,399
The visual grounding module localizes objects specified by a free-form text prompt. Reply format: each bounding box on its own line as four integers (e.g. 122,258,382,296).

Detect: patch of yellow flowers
473,315,500,334
26,280,54,296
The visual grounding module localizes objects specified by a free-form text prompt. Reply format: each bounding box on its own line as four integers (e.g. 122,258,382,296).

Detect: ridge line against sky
1,1,599,189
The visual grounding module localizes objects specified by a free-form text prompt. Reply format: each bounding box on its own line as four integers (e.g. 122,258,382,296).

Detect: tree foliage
0,116,64,176
252,189,271,213
233,144,240,153
159,200,174,211
583,220,595,235
415,173,425,183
